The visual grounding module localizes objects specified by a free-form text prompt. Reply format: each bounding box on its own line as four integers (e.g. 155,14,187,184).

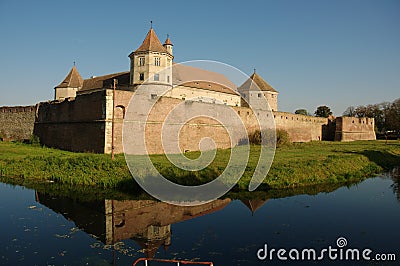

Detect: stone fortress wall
0,105,37,141
0,90,375,154
335,116,376,141
33,91,107,153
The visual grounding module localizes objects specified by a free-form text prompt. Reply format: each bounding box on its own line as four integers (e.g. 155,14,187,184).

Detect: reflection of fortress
0,27,375,151
35,192,236,257
35,192,269,257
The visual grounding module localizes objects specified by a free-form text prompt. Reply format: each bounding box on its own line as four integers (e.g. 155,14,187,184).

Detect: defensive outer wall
0,105,37,141
1,90,375,153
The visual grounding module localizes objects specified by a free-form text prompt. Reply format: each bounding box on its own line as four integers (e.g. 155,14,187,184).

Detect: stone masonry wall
114,93,330,154
0,105,36,141
17,90,375,155
34,91,107,153
273,112,328,142
335,116,376,141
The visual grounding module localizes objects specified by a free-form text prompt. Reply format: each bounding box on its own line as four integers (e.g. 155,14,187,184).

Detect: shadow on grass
344,150,400,170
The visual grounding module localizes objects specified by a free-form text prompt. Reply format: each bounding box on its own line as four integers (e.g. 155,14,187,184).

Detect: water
0,172,399,265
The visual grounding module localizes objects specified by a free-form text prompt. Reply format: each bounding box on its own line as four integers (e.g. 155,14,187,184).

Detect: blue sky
0,0,399,115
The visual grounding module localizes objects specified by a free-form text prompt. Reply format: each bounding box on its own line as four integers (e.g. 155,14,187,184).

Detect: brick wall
335,116,376,141
24,90,375,155
34,91,107,153
118,95,331,154
0,105,36,141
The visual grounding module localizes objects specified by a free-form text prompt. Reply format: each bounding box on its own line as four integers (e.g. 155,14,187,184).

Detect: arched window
116,105,126,119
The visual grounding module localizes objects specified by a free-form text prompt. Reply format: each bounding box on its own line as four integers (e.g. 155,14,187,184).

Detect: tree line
294,98,399,135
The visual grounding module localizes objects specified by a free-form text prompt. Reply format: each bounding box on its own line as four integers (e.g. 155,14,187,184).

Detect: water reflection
389,167,400,201
33,181,355,258
1,172,400,265
35,192,231,257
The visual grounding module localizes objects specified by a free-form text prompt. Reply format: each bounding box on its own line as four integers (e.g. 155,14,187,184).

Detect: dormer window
155,57,161,66
139,57,145,66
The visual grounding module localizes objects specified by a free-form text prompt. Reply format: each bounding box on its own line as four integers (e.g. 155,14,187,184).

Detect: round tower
163,35,173,56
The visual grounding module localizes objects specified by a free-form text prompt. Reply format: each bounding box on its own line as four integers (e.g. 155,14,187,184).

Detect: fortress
0,27,376,153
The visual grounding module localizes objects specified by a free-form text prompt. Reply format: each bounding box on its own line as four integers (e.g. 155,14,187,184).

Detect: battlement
0,105,36,113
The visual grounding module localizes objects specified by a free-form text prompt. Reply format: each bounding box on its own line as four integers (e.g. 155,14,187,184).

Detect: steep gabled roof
239,72,278,93
134,28,168,54
55,66,83,89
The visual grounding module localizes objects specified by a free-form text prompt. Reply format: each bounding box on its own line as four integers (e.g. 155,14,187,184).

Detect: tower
163,35,173,55
238,70,278,111
128,27,174,88
54,65,83,101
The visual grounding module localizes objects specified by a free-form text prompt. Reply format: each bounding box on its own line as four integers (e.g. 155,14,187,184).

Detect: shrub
27,135,41,146
248,129,291,147
276,129,291,147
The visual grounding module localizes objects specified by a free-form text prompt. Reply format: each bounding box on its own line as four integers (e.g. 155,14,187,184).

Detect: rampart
33,91,107,153
0,105,36,141
335,116,376,141
0,91,375,154
114,95,331,154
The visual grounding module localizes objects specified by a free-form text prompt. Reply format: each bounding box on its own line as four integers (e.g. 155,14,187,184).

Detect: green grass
0,140,399,193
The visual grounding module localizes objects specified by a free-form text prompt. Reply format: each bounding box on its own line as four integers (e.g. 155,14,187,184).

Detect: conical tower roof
239,71,277,93
240,199,267,214
164,36,173,46
134,28,168,54
55,65,83,89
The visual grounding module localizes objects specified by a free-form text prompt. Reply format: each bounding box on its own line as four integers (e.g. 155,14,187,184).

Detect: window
139,57,145,66
167,75,170,83
258,93,262,98
151,94,157,99
139,73,144,81
154,74,159,81
154,57,160,66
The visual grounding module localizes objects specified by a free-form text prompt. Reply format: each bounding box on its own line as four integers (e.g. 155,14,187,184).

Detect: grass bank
0,140,399,192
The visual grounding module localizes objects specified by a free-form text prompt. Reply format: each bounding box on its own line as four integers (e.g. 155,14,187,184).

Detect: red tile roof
164,36,173,46
134,28,168,54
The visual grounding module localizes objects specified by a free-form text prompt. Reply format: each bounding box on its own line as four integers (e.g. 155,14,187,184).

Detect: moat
1,170,399,265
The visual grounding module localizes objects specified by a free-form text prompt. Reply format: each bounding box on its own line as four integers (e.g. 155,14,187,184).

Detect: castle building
53,27,273,110
0,26,375,153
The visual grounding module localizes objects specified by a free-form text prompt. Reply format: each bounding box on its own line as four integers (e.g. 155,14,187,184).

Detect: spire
134,28,168,54
55,65,83,89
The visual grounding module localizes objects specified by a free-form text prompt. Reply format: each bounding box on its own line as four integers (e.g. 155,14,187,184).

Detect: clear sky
0,0,399,115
